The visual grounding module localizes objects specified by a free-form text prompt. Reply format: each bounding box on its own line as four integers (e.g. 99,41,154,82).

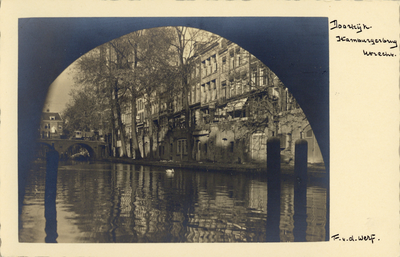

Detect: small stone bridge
37,138,107,161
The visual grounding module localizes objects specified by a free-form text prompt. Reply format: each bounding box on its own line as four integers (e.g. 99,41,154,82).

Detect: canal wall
102,156,327,178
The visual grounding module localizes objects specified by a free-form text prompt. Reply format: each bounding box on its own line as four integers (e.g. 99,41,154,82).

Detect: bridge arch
37,142,55,150
36,139,105,161
63,142,97,161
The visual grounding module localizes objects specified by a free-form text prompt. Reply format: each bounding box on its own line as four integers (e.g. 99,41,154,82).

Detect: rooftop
41,112,62,121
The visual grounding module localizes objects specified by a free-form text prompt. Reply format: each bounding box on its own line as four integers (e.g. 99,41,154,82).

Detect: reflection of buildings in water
20,163,327,243
19,167,47,242
279,180,295,242
246,180,269,241
247,180,268,212
306,186,327,242
190,178,270,242
184,181,238,242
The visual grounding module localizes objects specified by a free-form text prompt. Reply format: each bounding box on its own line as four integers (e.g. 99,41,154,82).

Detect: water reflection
19,162,327,243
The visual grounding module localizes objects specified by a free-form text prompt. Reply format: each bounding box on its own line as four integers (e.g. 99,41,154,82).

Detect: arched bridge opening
63,142,97,162
36,139,106,161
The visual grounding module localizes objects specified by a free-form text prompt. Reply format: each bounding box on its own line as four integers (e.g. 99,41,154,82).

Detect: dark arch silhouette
19,18,329,168
18,18,329,238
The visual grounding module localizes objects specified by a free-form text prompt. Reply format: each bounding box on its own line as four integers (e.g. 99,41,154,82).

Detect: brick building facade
118,38,323,164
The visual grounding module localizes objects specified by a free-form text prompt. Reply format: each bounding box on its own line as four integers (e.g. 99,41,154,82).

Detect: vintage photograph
2,1,399,256
17,18,329,243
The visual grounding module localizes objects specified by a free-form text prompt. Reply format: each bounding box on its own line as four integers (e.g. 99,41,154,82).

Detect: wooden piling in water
45,150,59,243
293,139,308,241
266,137,281,242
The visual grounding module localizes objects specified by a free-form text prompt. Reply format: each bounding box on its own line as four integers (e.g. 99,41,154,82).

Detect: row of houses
116,38,323,164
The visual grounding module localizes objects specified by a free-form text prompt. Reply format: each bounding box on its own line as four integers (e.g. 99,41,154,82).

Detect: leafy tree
62,88,106,137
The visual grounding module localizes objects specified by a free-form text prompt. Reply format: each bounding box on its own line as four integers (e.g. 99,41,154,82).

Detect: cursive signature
331,233,379,244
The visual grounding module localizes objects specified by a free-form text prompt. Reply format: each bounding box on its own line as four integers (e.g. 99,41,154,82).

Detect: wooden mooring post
45,150,59,243
266,137,281,242
293,139,308,241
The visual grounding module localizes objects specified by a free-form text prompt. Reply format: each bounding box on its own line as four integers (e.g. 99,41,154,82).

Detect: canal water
19,161,327,243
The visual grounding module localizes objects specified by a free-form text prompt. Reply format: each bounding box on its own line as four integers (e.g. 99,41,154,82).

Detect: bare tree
133,28,177,159
73,41,131,157
170,27,215,161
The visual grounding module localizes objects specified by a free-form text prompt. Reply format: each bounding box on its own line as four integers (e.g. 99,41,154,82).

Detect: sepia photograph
18,23,329,243
1,1,398,256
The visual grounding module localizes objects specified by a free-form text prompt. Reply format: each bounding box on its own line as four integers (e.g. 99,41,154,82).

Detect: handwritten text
336,36,398,49
331,233,379,244
363,50,396,57
330,20,372,33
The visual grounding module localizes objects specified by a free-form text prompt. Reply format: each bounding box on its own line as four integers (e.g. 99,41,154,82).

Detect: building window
222,57,226,72
236,80,242,95
242,50,248,65
196,83,201,103
230,142,234,152
177,139,187,155
230,51,235,69
191,85,195,104
306,129,313,138
251,69,257,88
202,61,207,76
184,140,188,154
221,81,227,99
243,79,248,93
230,83,235,97
212,55,217,73
236,48,241,66
261,68,267,86
49,116,55,120
211,80,217,101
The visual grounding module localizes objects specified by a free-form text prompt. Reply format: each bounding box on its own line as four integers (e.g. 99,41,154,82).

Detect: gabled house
40,111,63,139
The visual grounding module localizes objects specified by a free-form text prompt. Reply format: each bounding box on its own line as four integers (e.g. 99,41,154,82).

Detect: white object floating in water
166,169,174,173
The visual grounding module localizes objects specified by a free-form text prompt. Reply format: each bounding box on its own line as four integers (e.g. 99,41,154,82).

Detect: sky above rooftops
43,64,77,113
